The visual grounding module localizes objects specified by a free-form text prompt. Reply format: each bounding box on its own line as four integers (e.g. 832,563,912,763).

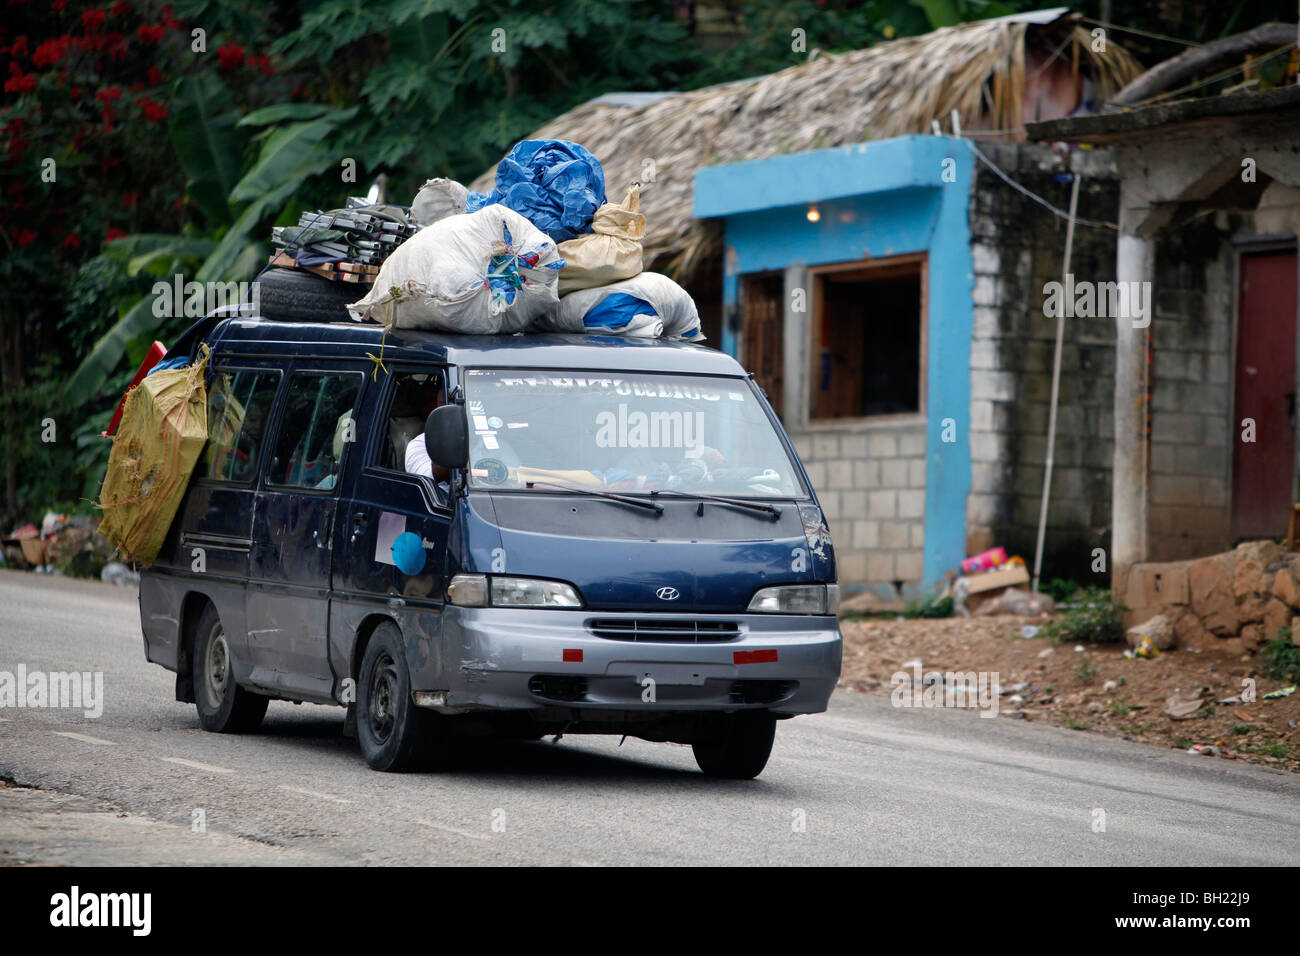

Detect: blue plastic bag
467,140,606,243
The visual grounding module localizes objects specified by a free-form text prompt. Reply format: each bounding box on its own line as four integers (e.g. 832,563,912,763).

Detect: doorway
1232,247,1298,539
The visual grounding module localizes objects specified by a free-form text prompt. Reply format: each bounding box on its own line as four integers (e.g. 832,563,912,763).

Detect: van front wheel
691,711,776,779
356,622,433,772
193,604,267,733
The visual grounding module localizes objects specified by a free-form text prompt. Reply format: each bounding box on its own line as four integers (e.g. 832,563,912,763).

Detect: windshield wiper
524,479,664,515
648,490,782,520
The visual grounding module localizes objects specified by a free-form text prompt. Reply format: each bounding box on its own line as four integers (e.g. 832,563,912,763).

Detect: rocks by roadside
838,614,1300,773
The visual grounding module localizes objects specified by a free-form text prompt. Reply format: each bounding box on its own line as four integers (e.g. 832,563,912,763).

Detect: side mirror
424,404,468,471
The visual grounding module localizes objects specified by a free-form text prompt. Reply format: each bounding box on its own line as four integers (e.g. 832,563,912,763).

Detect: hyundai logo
655,586,680,601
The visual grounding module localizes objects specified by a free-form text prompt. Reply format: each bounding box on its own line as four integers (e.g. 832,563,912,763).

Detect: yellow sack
98,347,211,566
556,184,645,294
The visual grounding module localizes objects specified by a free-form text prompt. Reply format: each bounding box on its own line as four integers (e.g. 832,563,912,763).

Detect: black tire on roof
255,267,365,323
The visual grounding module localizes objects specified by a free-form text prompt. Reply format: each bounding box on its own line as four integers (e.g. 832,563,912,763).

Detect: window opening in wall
810,257,925,421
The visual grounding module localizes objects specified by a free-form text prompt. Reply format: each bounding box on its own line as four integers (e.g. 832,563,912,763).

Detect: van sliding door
245,365,365,702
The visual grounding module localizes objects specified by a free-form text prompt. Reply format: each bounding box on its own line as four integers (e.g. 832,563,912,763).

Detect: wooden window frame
805,252,928,429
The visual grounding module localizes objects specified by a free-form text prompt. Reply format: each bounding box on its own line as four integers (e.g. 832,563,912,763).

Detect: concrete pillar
783,265,808,425
1112,231,1153,590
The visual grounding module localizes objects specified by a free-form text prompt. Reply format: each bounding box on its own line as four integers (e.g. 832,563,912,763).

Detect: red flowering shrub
136,95,167,124
32,36,71,68
216,43,244,69
4,63,37,94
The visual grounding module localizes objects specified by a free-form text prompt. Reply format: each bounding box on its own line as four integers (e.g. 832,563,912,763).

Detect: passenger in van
313,410,354,490
401,377,451,485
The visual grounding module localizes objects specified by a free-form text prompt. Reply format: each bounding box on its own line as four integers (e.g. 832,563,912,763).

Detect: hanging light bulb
806,203,821,223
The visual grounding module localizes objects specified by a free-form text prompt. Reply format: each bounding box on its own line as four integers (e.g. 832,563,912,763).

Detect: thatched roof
469,11,1143,277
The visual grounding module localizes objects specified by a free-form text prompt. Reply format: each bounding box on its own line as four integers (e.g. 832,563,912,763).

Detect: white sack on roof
410,177,469,228
348,204,564,334
537,271,703,341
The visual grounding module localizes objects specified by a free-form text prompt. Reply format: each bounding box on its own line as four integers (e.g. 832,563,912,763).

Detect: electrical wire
967,140,1117,230
1080,17,1202,48
1125,41,1297,108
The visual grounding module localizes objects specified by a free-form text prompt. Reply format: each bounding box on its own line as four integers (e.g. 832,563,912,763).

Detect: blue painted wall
694,135,975,591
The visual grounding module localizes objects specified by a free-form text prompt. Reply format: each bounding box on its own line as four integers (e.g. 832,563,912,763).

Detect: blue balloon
391,531,426,575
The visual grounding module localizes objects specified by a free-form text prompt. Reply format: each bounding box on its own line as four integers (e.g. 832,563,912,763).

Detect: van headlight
747,584,839,614
447,574,583,608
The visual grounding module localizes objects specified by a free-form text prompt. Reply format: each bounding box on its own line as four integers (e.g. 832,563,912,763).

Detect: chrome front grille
587,619,741,642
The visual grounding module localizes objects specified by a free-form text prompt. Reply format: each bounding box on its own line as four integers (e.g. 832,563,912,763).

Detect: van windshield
462,369,805,499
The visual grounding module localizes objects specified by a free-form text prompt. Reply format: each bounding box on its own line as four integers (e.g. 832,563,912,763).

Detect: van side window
267,372,364,490
203,369,281,483
376,371,446,472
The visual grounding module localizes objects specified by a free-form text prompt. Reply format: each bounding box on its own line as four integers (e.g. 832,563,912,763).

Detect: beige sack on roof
556,185,645,294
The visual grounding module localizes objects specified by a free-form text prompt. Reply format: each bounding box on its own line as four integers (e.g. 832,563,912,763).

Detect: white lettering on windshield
492,375,724,402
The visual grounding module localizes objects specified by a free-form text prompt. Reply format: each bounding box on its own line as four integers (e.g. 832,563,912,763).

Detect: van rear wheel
691,711,776,779
193,604,268,733
357,622,437,772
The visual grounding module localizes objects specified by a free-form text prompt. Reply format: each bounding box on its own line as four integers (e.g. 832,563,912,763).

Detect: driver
603,444,725,491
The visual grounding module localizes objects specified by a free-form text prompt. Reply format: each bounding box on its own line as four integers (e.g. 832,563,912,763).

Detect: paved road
1,569,1296,865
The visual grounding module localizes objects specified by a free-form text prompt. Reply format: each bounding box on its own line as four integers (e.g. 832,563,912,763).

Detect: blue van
139,316,842,778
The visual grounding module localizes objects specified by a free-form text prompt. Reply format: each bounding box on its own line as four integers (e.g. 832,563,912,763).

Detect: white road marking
52,731,116,746
278,785,352,804
161,757,234,774
416,818,491,841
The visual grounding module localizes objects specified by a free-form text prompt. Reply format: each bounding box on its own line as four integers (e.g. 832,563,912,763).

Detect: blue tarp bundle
467,140,606,243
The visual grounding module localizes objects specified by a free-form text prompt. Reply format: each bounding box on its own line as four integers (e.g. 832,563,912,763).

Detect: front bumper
424,606,842,715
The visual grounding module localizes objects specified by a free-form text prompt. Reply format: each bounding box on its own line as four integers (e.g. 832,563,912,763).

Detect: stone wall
1125,540,1300,651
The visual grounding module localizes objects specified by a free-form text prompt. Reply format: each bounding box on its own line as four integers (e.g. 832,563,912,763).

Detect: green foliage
1260,628,1300,682
903,594,954,618
1042,588,1127,645
268,0,694,185
1041,578,1081,603
1072,658,1097,684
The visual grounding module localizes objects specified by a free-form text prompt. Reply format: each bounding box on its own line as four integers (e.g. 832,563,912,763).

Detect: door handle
350,512,368,541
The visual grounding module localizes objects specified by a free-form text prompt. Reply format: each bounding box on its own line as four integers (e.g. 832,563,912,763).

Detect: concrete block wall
1147,214,1238,560
789,422,926,590
966,143,1119,581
